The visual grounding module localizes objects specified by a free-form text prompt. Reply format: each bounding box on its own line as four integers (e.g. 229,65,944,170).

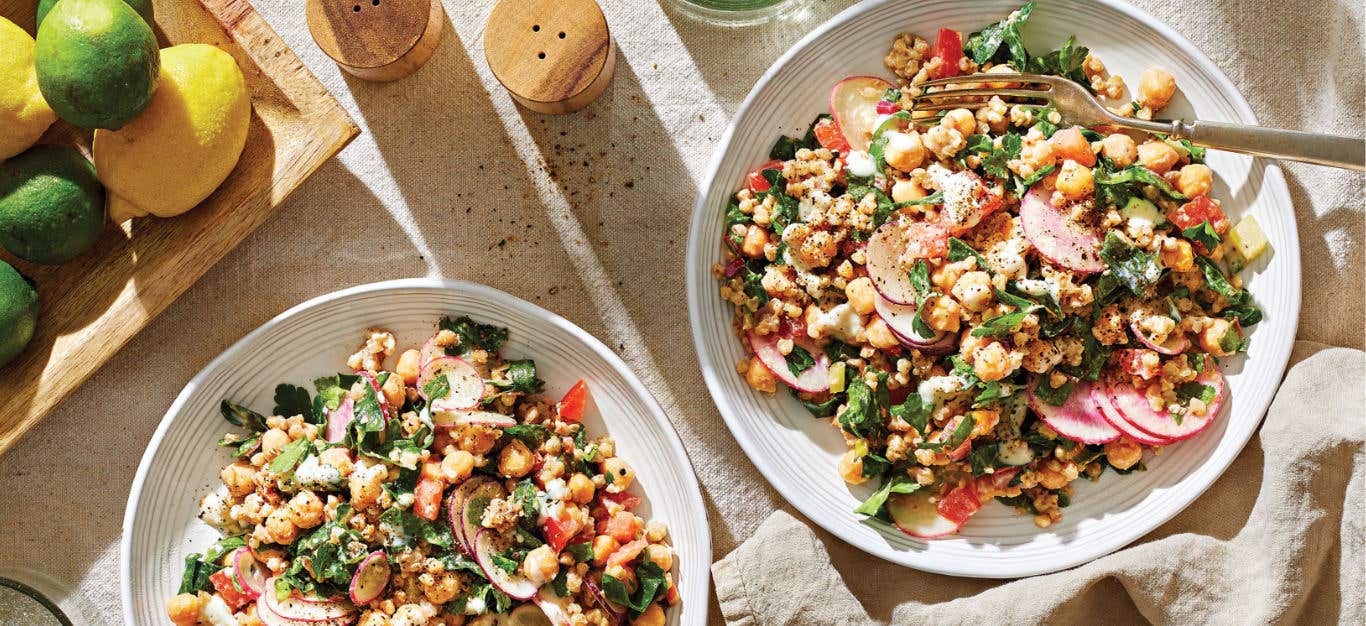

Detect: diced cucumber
828,361,846,393
1120,196,1165,229
1228,214,1269,264
996,439,1035,466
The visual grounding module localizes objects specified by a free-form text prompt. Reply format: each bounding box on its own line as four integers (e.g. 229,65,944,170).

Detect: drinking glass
664,0,809,26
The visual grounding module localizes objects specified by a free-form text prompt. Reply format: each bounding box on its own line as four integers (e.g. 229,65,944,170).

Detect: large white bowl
687,0,1300,577
122,279,711,624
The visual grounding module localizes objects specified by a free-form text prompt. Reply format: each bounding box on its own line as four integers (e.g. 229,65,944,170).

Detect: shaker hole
532,24,540,32
537,51,546,59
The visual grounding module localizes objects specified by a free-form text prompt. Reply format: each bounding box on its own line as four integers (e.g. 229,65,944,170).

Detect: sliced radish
357,371,392,422
887,489,963,538
865,221,918,305
231,547,266,599
873,293,953,354
1130,320,1189,355
1103,366,1224,442
420,356,485,411
830,75,895,151
474,529,540,600
535,587,575,626
747,329,829,393
1020,183,1106,274
432,409,518,428
583,578,625,625
452,477,506,556
419,337,447,366
348,551,390,606
260,577,355,622
255,599,355,626
508,602,556,626
324,397,355,443
1026,377,1120,444
1090,384,1171,446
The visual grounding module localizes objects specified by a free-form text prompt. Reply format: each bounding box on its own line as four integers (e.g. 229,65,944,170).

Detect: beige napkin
713,341,1364,625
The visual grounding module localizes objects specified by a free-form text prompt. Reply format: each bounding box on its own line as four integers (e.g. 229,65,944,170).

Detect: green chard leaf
891,392,935,437
1032,378,1074,406
947,237,990,268
603,561,668,616
1094,165,1187,201
268,438,310,475
965,1,1034,66
439,316,510,354
220,400,267,432
492,359,545,395
422,373,450,402
177,536,246,594
968,442,1001,476
1194,256,1262,327
1026,35,1090,86
853,474,921,517
785,344,816,378
1099,231,1164,297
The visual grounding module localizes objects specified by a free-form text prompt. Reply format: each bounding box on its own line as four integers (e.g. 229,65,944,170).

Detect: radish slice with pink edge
418,336,447,366
231,547,266,599
873,293,954,355
1026,377,1121,444
865,221,918,305
255,598,355,626
1019,184,1106,274
357,371,392,421
1130,320,1189,355
324,397,355,443
830,75,895,151
746,329,829,393
349,551,390,605
1103,366,1224,441
448,476,505,556
1090,384,1171,446
534,587,575,626
886,489,963,538
260,577,355,622
420,356,485,411
583,578,625,625
432,409,518,428
474,529,540,600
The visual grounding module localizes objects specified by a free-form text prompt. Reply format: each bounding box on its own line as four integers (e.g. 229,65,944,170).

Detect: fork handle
1129,118,1364,170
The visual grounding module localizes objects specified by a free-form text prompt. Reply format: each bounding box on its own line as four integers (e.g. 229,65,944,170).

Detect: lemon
93,44,250,222
0,17,58,160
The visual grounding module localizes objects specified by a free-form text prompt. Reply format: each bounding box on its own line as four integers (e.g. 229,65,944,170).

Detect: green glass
665,0,804,25
0,578,71,626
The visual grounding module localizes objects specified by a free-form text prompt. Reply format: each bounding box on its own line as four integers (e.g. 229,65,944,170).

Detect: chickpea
1018,137,1056,172
740,224,768,259
843,277,877,315
1137,66,1177,110
837,449,868,485
395,349,422,385
287,490,325,529
1175,163,1212,197
925,296,962,333
497,440,535,478
950,270,995,312
391,604,430,626
521,544,560,586
166,592,202,625
644,520,669,543
592,535,621,567
890,178,927,204
602,457,636,491
567,473,596,504
1161,239,1195,272
1137,140,1180,173
1104,438,1143,470
1198,317,1237,356
381,373,406,409
864,318,901,349
605,564,636,590
1055,160,1095,201
260,428,290,456
220,462,257,498
941,108,977,137
265,507,300,544
320,447,354,476
882,131,926,171
1047,127,1096,167
632,604,666,626
457,426,500,456
743,355,777,394
644,543,673,571
349,462,388,510
972,341,1013,382
1101,133,1138,168
441,450,475,484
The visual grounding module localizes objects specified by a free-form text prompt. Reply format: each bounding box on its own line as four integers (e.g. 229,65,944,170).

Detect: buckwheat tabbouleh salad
168,319,677,626
713,2,1269,537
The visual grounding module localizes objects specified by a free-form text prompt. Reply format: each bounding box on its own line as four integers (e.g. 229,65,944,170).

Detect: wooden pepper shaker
306,0,445,82
484,0,616,114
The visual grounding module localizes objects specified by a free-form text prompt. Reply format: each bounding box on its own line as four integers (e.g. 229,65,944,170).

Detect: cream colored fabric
714,342,1365,625
0,0,1359,623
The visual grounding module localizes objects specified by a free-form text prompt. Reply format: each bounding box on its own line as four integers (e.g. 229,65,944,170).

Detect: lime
36,0,154,29
0,144,105,264
34,0,159,130
0,260,38,367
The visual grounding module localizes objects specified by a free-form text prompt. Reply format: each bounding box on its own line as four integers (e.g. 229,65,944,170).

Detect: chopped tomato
746,159,784,192
604,511,641,543
542,513,583,552
665,582,680,605
812,118,851,153
607,539,648,567
412,474,444,521
600,490,641,511
929,28,963,79
936,482,982,525
210,568,255,610
558,380,589,424
1168,196,1230,234
904,220,950,259
778,315,808,342
1117,348,1160,380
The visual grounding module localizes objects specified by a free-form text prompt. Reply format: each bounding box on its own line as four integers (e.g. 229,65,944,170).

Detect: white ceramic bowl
122,279,710,624
687,0,1300,577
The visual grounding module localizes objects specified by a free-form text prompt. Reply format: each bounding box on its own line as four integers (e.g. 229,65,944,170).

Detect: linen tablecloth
0,0,1359,623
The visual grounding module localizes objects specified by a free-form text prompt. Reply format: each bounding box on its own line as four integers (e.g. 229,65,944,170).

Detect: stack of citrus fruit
0,0,251,366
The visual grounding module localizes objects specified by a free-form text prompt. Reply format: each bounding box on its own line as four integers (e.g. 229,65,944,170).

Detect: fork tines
911,72,1055,111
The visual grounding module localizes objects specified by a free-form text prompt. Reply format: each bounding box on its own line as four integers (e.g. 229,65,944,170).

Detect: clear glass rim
664,0,803,26
0,577,73,626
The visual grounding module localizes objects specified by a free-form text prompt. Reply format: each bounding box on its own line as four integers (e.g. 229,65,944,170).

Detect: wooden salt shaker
306,0,445,82
484,0,616,114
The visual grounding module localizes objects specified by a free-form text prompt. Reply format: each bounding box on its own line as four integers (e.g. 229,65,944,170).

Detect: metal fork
912,73,1364,171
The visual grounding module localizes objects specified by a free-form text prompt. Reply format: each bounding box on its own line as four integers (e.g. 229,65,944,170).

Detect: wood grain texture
0,0,359,455
484,0,615,114
306,0,445,82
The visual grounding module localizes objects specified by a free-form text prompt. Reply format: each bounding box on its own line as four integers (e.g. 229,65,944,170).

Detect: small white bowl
122,279,711,624
687,0,1300,577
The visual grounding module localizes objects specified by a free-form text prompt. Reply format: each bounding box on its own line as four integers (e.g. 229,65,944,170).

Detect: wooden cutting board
0,0,359,454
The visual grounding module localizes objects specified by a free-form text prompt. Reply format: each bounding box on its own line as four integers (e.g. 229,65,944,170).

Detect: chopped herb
1033,378,1074,406
492,360,544,395
1194,256,1262,326
947,237,990,268
273,384,313,421
1025,35,1090,86
794,390,842,418
1175,382,1217,405
785,345,816,378
891,392,935,436
268,438,310,475
439,316,509,353
892,190,944,209
853,474,920,517
602,561,668,616
1094,165,1188,201
758,169,800,233
220,400,267,432
502,424,551,447
178,536,246,594
422,374,450,402
1099,231,1164,298
1182,220,1223,251
965,1,1034,67
968,442,1001,476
